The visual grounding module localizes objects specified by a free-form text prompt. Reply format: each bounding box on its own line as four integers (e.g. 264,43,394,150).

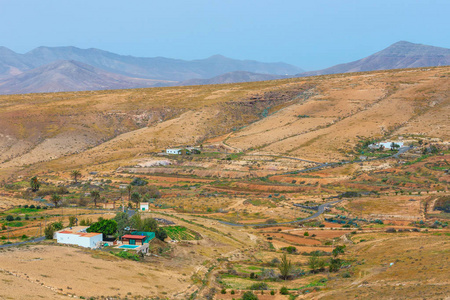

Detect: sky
0,0,449,70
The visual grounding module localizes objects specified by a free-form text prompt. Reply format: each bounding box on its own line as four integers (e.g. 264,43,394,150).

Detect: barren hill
0,66,448,177
0,60,169,95
178,71,283,86
299,41,450,77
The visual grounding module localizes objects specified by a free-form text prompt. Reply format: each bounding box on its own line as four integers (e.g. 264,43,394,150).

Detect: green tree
332,245,346,258
141,218,158,232
30,176,40,192
329,258,342,272
241,291,258,300
131,213,143,230
308,253,325,273
71,170,81,184
86,219,117,239
68,216,76,227
51,194,61,208
131,192,141,208
44,224,55,239
278,253,293,280
114,212,130,236
90,191,100,207
155,228,167,241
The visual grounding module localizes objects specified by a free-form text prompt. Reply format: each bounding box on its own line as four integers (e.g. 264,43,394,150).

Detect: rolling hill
178,71,283,86
0,60,170,95
0,65,448,178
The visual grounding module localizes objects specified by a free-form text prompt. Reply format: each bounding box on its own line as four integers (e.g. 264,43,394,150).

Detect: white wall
166,149,181,154
56,233,102,248
140,203,149,211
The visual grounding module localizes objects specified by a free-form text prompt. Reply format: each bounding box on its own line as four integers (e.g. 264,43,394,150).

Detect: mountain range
0,41,448,94
297,41,450,77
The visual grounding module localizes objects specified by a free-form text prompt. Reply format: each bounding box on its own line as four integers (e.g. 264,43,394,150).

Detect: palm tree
51,194,61,208
71,170,81,184
127,185,132,202
30,176,40,192
90,191,100,208
131,192,141,209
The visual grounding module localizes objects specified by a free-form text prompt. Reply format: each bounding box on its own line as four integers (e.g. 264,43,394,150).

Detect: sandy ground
0,245,190,299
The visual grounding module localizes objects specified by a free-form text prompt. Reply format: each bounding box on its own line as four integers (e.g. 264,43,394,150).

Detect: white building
55,226,102,249
368,141,404,150
166,148,182,155
140,202,149,211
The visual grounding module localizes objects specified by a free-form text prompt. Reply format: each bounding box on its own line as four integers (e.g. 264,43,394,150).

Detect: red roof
122,234,146,240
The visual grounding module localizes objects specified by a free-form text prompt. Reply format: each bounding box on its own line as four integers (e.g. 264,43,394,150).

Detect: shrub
231,290,235,295
248,282,268,290
24,205,29,208
29,205,35,209
15,216,21,221
130,177,148,186
385,228,397,233
241,291,258,300
270,258,280,266
156,228,168,241
270,290,275,295
259,268,277,280
44,224,55,239
329,258,342,272
221,288,226,294
6,215,14,222
280,286,289,295
342,271,351,278
282,246,297,254
304,231,309,236
53,221,63,231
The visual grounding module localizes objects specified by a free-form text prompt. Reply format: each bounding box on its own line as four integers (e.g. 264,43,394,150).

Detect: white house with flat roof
55,226,102,249
166,148,182,155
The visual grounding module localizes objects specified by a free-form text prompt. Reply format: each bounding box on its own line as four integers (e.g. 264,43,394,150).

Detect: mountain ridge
0,60,168,95
297,41,450,77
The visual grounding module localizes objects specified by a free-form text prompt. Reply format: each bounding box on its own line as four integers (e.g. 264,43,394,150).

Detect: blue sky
0,0,448,70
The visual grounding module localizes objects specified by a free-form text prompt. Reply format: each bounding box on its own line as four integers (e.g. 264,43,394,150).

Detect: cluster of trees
27,174,161,210
126,180,161,208
275,245,347,281
308,245,346,273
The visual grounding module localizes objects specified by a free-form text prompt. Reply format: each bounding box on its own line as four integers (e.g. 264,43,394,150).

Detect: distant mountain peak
297,41,450,77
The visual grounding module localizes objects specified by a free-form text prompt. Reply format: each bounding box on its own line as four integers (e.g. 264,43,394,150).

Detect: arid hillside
0,66,448,178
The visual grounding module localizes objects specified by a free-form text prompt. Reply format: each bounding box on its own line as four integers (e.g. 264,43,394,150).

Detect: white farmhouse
55,226,102,249
140,202,149,211
166,148,182,155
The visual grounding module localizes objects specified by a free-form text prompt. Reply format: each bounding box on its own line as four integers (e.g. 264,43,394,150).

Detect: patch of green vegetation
226,152,244,160
6,222,25,227
6,207,41,214
110,250,140,261
164,225,201,240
